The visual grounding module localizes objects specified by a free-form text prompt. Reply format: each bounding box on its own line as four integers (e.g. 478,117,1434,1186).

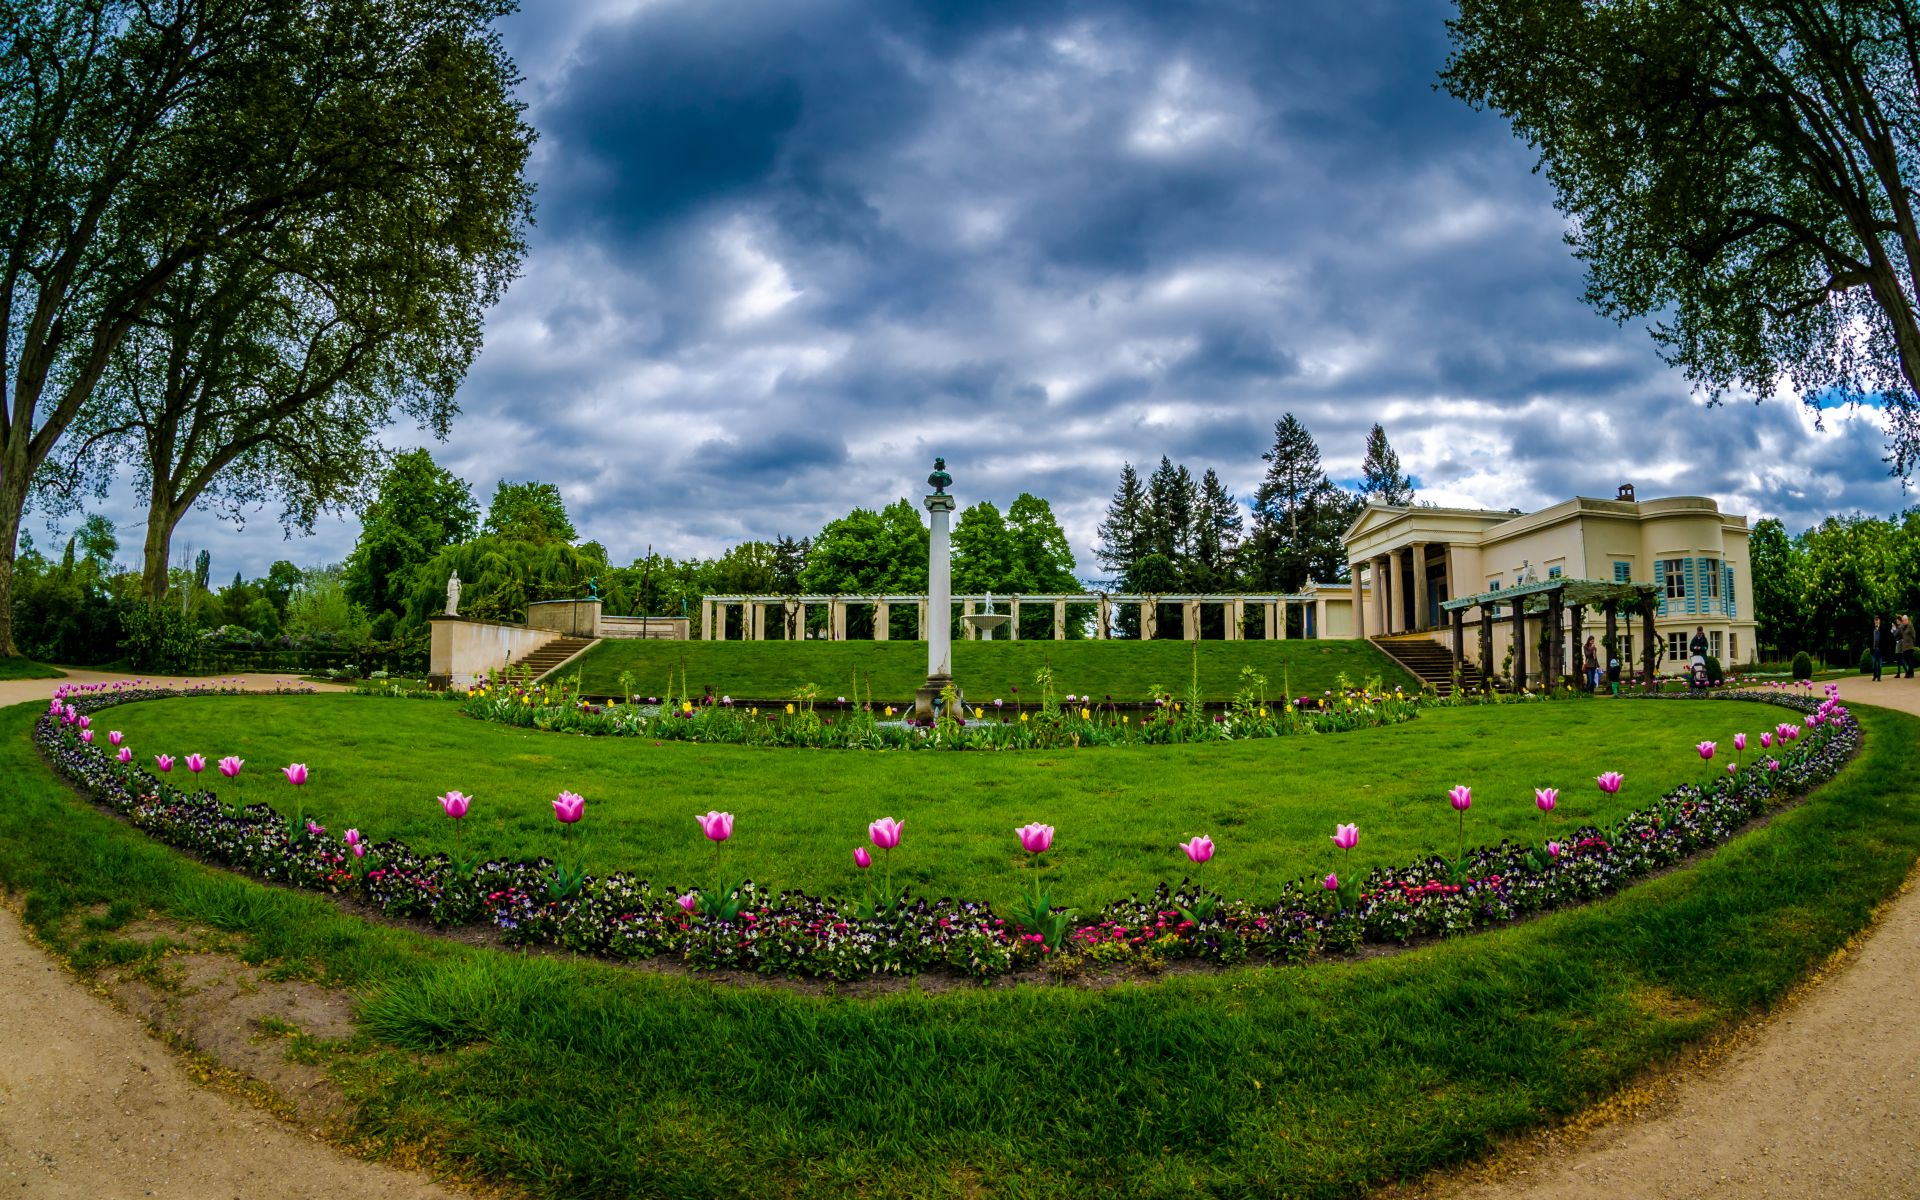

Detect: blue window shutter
1614,561,1630,583
1686,558,1698,614
1725,565,1735,617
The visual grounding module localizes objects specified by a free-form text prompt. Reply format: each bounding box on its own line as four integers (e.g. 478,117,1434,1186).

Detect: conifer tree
1249,414,1360,591
1358,424,1415,506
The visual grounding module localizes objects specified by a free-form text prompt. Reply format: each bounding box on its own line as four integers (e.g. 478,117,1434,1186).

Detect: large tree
1190,468,1243,591
484,481,576,543
343,451,478,624
1358,423,1415,506
1442,0,1920,475
1248,414,1359,591
0,0,534,655
1094,462,1149,583
1748,516,1809,658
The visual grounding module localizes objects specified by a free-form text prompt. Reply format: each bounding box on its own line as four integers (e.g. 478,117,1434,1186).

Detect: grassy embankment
0,656,66,680
564,637,1418,703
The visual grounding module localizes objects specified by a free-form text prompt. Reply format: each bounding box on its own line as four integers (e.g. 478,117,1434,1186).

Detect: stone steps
1370,634,1490,696
509,636,598,682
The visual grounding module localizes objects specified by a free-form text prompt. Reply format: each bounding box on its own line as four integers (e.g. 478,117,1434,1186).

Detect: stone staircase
509,636,597,682
1370,633,1490,696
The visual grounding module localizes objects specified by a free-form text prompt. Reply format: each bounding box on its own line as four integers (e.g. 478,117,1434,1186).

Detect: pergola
1439,578,1662,693
699,592,1338,642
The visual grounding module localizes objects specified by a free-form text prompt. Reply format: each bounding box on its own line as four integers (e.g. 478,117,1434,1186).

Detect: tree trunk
0,493,22,658
141,490,177,601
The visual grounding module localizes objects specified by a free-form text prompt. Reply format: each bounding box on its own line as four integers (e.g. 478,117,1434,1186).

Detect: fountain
962,591,1012,640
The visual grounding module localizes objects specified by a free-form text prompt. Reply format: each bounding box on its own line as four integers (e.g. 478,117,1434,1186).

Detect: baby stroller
1689,654,1709,691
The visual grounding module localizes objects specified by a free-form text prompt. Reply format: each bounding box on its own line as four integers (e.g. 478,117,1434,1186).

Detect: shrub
118,603,200,672
1792,650,1813,680
1859,647,1876,674
1704,655,1723,684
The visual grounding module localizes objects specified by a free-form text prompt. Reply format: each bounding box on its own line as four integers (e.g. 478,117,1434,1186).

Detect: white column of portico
1353,566,1367,642
1388,552,1407,635
1411,541,1430,632
1369,556,1387,635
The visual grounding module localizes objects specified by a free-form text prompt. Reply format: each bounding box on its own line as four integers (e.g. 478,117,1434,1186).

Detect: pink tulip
1595,771,1623,794
108,731,123,747
218,756,243,778
305,820,325,838
344,828,361,847
1016,822,1055,853
77,715,89,729
1178,835,1216,864
1534,788,1557,813
1331,823,1359,851
351,842,366,860
868,817,904,850
1696,741,1716,760
677,891,699,914
80,729,93,743
185,754,206,774
154,754,173,772
553,791,586,824
854,846,873,869
1804,714,1817,728
1767,759,1781,772
116,747,132,764
1448,785,1472,812
1760,732,1772,749
696,811,734,842
1546,841,1562,859
282,763,308,786
1322,872,1339,891
439,790,470,818
1733,732,1747,751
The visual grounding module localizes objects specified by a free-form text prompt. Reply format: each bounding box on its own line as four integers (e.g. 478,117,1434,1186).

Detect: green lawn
0,656,65,680
102,692,1773,909
564,636,1418,702
2,696,1915,1199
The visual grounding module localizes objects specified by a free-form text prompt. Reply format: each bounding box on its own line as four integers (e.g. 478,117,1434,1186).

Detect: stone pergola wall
1438,579,1662,693
698,593,1336,642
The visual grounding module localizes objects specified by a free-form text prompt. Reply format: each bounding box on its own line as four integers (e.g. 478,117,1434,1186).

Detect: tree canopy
1443,0,1920,475
484,481,577,543
1359,424,1414,506
343,451,479,629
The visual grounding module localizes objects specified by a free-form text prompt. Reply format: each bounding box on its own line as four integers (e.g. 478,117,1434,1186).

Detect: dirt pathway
1412,679,1920,1200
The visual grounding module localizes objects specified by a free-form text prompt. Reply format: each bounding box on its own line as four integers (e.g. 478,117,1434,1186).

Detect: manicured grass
565,636,1418,702
105,693,1772,909
0,655,65,680
1,697,1915,1198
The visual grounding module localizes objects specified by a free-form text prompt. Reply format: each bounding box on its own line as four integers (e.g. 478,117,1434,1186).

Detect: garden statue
928,457,951,495
588,576,600,600
446,569,461,616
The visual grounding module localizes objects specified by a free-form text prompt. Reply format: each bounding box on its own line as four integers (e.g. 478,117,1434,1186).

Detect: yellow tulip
682,701,693,714
785,703,795,715
1019,712,1029,723
1079,707,1090,720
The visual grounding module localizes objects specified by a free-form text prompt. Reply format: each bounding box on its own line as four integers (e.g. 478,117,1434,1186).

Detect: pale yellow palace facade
1342,486,1758,669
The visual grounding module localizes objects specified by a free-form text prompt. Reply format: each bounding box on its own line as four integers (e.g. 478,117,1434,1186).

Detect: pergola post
1054,600,1067,640
1511,600,1527,691
917,600,928,641
1604,603,1618,691
1548,589,1563,688
1569,603,1584,690
1097,595,1111,639
1140,598,1156,640
750,603,765,641
831,599,847,641
1010,598,1021,641
1480,606,1494,693
875,600,890,641
963,599,977,641
1451,607,1464,675
1264,601,1278,640
1184,598,1201,641
701,601,714,641
1641,603,1657,686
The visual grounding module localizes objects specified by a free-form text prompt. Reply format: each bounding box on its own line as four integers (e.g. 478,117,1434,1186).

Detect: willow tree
1443,1,1920,474
0,0,533,654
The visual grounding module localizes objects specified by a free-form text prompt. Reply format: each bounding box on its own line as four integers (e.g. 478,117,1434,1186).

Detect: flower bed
34,680,1860,983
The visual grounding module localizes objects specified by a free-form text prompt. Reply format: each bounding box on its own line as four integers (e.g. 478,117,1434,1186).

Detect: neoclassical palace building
1343,484,1758,669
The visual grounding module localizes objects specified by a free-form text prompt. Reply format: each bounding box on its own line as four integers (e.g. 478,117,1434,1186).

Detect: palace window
1702,558,1720,599
1613,560,1631,582
1667,631,1690,662
1662,559,1687,599
1547,565,1563,579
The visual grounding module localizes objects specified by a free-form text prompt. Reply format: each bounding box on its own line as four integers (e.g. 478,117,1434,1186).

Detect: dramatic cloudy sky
83,0,1915,580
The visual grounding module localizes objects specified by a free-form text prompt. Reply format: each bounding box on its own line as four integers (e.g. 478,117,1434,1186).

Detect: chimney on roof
1616,482,1636,501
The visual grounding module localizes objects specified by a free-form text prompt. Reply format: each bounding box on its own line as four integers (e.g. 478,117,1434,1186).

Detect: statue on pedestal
446,569,461,616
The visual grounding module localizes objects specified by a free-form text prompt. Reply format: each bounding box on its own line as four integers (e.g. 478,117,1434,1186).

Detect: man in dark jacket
1871,615,1884,681
1900,614,1916,679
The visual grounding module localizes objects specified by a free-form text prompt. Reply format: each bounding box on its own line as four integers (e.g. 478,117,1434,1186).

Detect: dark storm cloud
125,0,1915,580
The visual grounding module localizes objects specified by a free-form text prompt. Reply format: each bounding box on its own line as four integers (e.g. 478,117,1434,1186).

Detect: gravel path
1,672,1914,1198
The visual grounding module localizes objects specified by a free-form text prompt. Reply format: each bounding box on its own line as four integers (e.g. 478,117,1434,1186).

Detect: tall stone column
1352,567,1367,641
1387,552,1406,635
916,470,958,717
1411,541,1429,632
1372,556,1390,635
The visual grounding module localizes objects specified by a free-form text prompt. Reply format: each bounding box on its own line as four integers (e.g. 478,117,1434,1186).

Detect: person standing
1901,615,1917,679
1871,615,1884,681
1583,635,1600,691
